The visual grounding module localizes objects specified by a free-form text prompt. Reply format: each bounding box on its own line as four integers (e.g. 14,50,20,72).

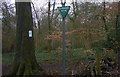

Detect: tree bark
117,1,120,74
9,2,45,76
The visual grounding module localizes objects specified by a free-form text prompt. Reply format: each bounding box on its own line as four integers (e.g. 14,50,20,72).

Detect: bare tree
102,1,107,32
48,0,56,51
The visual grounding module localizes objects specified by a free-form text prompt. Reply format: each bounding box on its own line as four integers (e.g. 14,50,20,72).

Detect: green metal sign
58,6,70,18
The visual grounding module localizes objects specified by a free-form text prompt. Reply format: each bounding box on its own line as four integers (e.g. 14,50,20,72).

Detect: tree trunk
48,1,52,51
117,1,120,74
102,1,108,32
9,2,45,75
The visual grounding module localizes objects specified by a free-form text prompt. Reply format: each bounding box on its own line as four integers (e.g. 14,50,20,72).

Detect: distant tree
47,0,56,51
9,1,45,75
48,0,51,51
2,2,15,32
2,2,16,53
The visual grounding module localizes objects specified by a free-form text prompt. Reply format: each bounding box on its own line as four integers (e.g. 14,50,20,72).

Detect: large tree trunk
9,2,45,75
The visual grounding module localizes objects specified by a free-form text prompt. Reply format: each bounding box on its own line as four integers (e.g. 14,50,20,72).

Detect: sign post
58,2,70,75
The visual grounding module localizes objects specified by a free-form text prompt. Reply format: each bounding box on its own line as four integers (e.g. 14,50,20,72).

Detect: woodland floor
2,60,120,76
2,49,120,76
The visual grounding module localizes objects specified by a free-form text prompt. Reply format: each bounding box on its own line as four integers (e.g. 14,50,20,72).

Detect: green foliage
2,48,89,64
2,53,14,64
104,29,118,50
102,49,116,61
66,48,86,59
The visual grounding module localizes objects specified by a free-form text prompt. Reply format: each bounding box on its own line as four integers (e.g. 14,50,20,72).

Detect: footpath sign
58,5,70,75
58,6,70,18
